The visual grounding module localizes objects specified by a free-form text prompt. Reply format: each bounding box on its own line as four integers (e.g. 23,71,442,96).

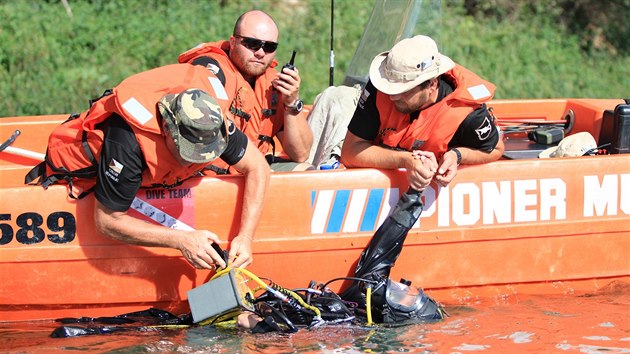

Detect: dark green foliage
442,0,630,99
0,0,628,117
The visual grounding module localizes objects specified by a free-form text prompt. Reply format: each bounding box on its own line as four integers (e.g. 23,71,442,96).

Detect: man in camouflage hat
94,85,269,270
158,89,229,164
31,63,270,270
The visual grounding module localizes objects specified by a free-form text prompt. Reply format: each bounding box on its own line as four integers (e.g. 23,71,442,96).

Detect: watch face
287,99,303,113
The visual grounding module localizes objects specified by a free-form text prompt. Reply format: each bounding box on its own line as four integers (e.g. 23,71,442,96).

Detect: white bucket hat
538,132,597,158
369,35,455,95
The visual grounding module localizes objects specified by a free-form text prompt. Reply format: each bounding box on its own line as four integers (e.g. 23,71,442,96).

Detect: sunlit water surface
2,282,629,353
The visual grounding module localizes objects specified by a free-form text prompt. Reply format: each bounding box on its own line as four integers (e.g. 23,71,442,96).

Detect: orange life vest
376,65,495,159
179,41,285,157
26,63,233,198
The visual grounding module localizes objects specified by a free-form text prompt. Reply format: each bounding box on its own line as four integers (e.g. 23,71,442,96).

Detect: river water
2,281,629,353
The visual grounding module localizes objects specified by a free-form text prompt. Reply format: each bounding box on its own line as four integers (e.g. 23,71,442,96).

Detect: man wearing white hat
341,35,504,191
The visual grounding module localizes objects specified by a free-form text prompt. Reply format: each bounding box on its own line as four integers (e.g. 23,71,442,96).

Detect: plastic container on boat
600,102,630,154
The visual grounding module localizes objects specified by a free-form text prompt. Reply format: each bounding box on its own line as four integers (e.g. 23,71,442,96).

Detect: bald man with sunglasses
179,10,314,172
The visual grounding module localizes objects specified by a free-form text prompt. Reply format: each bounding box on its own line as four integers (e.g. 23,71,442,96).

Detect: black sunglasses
234,35,278,53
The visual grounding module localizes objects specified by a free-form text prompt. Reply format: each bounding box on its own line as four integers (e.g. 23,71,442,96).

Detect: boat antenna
329,0,335,86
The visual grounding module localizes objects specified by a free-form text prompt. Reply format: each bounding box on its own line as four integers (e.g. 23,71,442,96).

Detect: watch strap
450,148,462,165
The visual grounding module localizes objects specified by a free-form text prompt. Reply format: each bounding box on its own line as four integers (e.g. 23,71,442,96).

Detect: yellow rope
366,286,373,326
212,267,323,320
237,268,322,318
283,286,322,318
234,268,274,289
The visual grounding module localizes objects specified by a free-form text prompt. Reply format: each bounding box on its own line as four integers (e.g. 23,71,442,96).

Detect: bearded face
229,37,276,81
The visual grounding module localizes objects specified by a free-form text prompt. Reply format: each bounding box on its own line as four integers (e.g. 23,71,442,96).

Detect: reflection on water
2,282,629,353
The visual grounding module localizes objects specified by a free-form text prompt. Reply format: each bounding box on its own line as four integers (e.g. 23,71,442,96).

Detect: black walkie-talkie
282,50,297,71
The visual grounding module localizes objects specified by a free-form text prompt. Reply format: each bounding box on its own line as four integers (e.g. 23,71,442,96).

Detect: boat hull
1,99,629,322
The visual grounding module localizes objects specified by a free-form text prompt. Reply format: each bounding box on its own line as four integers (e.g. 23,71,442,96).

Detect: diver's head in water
377,279,446,324
349,272,446,324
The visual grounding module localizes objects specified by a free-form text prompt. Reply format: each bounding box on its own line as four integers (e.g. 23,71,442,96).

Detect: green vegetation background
1,0,628,117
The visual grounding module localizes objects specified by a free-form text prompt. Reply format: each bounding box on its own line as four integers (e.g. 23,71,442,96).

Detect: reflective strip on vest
122,97,153,126
208,76,228,101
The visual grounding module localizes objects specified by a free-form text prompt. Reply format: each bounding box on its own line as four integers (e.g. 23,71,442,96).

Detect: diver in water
231,188,447,333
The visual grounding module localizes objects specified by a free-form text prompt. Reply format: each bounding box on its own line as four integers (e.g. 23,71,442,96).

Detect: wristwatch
284,98,304,114
450,148,462,165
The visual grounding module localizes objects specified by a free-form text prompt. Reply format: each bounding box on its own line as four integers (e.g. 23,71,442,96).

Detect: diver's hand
412,150,438,170
229,234,254,268
177,230,226,270
237,312,262,329
404,151,437,191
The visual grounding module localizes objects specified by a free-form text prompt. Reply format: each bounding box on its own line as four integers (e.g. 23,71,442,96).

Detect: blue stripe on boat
360,188,384,232
326,190,350,233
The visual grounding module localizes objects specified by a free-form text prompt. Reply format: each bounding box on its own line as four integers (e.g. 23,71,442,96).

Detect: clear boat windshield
343,0,442,87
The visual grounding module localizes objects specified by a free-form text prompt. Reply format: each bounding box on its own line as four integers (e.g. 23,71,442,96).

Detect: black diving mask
381,279,446,324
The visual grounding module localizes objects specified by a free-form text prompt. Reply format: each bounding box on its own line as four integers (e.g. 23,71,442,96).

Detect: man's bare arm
94,201,226,269
228,139,271,267
273,67,313,162
341,131,436,191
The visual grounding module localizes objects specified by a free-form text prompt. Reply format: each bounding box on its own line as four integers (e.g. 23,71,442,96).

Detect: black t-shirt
94,114,248,211
347,78,499,152
191,56,227,87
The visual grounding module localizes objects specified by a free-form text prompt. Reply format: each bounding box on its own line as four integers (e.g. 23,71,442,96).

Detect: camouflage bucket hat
158,88,227,163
